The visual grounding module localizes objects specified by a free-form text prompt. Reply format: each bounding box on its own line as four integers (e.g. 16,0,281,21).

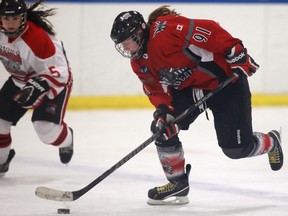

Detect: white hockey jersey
0,20,72,99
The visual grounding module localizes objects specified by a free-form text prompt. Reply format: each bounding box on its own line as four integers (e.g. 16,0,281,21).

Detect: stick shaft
35,73,238,202
72,133,158,200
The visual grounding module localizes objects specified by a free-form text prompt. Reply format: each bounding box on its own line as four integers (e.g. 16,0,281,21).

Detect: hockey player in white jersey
0,0,74,176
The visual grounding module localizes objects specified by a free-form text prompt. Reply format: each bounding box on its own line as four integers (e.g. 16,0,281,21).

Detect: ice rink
1,107,288,216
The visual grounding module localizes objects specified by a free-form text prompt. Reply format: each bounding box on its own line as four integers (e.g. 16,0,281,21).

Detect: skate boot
0,149,16,177
268,130,283,171
59,127,74,164
147,164,191,205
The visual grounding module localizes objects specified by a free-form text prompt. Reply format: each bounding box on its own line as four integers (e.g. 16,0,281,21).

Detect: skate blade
147,196,189,205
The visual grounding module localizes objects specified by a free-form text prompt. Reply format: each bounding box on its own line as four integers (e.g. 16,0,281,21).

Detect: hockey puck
57,208,70,214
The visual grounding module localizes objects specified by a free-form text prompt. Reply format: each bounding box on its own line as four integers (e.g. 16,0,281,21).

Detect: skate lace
156,182,176,194
268,147,280,164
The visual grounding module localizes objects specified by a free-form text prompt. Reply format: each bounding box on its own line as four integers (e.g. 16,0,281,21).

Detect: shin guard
156,141,185,181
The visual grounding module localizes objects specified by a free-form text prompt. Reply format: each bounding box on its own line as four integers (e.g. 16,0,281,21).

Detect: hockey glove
225,43,259,77
14,76,49,109
158,67,193,89
153,104,179,141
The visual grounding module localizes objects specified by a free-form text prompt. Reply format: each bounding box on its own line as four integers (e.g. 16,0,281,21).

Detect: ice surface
1,107,288,216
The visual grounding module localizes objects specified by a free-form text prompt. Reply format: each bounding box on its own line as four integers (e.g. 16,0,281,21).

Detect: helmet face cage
0,0,28,38
111,11,146,59
115,31,144,59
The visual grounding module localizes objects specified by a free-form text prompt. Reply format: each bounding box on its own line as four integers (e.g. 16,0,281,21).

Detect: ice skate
268,129,283,171
59,127,74,164
147,164,191,205
0,149,16,177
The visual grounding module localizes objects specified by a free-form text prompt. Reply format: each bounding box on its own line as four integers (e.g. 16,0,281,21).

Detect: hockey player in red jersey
0,0,74,176
110,5,283,205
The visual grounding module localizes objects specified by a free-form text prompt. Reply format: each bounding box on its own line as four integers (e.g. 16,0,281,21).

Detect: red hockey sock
156,143,185,181
249,132,274,157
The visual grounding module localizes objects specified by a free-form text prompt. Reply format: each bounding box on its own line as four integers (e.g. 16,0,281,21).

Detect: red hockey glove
225,43,259,77
153,104,179,141
14,76,49,109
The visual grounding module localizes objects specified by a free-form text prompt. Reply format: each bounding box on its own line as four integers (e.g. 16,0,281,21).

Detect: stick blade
35,186,74,202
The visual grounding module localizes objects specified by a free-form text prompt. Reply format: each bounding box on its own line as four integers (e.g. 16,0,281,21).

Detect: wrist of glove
153,104,179,141
158,67,193,89
14,76,50,109
225,43,259,77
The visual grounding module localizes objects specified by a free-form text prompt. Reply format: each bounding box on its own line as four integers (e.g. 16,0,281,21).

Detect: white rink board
1,3,288,95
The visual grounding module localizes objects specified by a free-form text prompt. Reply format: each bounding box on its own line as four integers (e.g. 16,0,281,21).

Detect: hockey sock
248,132,274,157
0,133,12,164
51,123,72,148
156,142,185,182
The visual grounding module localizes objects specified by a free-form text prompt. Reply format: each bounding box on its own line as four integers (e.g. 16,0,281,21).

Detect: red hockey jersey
131,14,241,108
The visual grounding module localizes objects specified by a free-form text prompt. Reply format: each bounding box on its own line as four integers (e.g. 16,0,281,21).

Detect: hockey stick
35,73,239,202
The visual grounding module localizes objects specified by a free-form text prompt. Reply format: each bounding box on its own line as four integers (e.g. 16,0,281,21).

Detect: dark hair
147,5,180,25
27,0,57,35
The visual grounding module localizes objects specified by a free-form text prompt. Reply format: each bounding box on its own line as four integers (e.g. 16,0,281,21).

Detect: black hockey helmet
110,11,147,59
0,0,27,16
0,0,28,38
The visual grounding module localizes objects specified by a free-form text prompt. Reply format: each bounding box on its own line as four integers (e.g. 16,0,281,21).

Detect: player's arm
132,65,178,140
225,42,259,77
24,32,72,100
188,19,259,77
143,77,179,141
32,43,72,100
131,62,173,108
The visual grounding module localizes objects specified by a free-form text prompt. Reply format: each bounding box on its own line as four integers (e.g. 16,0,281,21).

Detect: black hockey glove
158,67,193,89
152,104,179,141
225,43,259,77
14,76,49,109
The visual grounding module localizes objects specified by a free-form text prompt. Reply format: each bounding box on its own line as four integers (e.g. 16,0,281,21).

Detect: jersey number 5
49,66,60,77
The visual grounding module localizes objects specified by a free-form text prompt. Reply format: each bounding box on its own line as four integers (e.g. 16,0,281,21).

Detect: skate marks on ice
2,154,288,216
0,108,287,215
10,153,288,204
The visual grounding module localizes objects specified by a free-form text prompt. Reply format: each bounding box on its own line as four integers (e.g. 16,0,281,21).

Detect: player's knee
0,118,12,133
221,145,252,159
33,121,61,144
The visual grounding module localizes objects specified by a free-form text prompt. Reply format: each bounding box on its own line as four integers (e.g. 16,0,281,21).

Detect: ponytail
148,5,180,25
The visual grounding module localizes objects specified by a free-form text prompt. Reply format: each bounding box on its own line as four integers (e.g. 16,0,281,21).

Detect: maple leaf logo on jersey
153,21,167,38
